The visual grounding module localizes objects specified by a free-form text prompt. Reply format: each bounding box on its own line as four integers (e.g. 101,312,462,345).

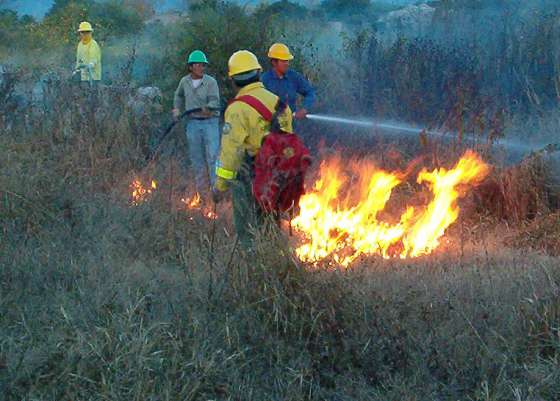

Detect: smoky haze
2,0,560,153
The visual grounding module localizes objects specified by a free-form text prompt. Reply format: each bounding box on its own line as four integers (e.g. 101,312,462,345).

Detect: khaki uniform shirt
173,74,220,118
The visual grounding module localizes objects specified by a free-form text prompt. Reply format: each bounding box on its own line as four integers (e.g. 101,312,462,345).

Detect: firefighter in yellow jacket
213,50,293,249
75,22,101,83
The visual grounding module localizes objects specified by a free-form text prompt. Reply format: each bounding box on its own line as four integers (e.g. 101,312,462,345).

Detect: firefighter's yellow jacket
76,38,102,81
215,81,293,191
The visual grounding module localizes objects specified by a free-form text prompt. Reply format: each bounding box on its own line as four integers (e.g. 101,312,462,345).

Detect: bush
40,0,146,45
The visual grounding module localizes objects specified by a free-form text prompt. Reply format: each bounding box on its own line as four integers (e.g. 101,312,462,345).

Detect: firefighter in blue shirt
261,43,316,121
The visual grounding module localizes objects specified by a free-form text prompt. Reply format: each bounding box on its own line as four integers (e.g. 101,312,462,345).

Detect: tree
253,0,309,21
46,0,88,17
0,9,36,54
122,0,157,19
41,0,148,45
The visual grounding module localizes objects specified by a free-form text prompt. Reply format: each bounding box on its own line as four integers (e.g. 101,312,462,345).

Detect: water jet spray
305,113,558,164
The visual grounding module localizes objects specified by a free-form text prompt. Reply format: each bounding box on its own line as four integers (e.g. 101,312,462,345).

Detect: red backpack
232,95,311,214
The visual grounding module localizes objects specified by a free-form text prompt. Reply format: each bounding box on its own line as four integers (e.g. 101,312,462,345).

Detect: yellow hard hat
228,50,262,77
78,21,93,32
268,43,293,61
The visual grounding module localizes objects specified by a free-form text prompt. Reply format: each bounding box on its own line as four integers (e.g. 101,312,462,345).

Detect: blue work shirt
261,69,316,113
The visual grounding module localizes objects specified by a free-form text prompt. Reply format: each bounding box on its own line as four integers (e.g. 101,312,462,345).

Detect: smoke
371,0,560,49
432,0,560,47
4,0,560,155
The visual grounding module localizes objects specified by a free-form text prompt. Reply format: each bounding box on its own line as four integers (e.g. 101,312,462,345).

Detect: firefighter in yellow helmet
262,43,315,121
74,21,102,83
213,50,293,249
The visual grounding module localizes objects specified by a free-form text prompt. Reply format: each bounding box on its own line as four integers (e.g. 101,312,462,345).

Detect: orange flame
292,150,489,266
181,192,201,208
131,179,157,205
205,210,218,220
403,152,489,257
181,192,219,220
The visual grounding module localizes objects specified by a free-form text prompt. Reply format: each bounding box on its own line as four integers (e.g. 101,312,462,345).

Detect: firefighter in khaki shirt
173,50,221,197
213,50,293,250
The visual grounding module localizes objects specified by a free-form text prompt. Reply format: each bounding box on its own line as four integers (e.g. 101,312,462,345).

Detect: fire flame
205,210,218,220
292,150,489,265
128,182,218,220
181,192,218,220
182,192,201,208
131,179,157,205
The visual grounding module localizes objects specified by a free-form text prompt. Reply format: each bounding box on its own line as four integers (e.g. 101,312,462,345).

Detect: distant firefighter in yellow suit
75,21,102,82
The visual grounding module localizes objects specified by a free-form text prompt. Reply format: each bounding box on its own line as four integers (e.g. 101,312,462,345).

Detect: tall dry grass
1,74,560,401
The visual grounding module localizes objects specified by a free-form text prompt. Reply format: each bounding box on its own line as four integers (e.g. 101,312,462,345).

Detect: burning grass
1,77,560,401
293,150,490,265
130,178,157,205
180,192,219,220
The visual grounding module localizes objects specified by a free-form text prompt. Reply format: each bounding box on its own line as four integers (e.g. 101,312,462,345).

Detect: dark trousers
231,160,264,250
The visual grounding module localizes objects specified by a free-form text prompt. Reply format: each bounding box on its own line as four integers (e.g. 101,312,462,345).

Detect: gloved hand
294,108,308,120
172,108,180,121
212,187,225,204
71,69,82,82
